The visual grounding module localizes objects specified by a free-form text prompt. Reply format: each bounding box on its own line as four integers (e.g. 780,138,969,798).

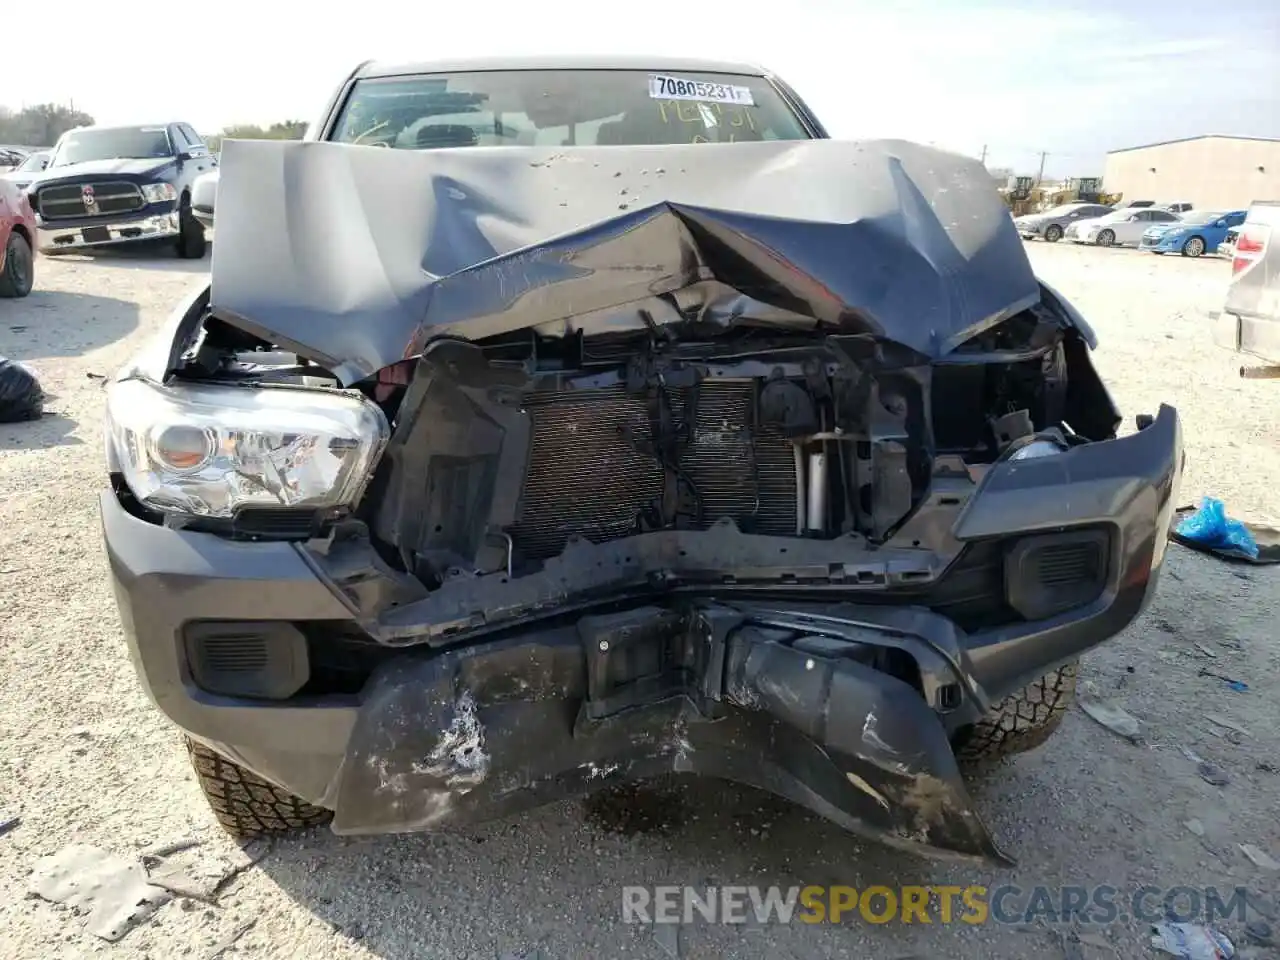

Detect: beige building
1103,135,1280,210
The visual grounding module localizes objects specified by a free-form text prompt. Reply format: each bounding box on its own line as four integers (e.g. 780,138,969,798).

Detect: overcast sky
8,0,1278,177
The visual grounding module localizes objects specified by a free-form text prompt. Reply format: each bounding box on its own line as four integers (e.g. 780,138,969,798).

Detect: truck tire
175,196,208,259
186,738,332,840
0,231,34,298
954,661,1078,765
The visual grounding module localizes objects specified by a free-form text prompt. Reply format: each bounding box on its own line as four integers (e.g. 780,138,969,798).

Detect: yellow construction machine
1000,175,1122,215
1065,177,1123,206
1001,176,1038,216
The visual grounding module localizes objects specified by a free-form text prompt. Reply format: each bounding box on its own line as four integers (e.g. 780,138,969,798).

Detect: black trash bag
0,357,44,423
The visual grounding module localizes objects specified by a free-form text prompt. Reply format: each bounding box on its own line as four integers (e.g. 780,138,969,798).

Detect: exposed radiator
510,380,797,561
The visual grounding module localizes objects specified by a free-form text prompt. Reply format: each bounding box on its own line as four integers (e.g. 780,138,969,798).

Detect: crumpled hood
209,138,1041,385
40,156,175,181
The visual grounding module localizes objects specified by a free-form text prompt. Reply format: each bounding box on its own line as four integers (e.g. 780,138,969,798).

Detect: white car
0,150,50,191
1219,226,1241,260
1065,207,1182,247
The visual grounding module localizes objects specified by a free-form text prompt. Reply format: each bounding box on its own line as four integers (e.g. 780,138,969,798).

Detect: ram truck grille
510,380,797,561
37,181,145,220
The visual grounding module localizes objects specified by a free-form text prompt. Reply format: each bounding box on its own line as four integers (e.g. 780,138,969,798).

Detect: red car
0,179,36,297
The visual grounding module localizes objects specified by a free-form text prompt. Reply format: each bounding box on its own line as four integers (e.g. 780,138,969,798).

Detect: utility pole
979,144,988,165
1034,150,1048,186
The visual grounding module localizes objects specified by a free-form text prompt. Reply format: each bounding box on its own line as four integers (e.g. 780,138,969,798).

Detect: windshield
1038,204,1090,217
331,70,812,148
51,127,173,167
1176,211,1224,225
16,152,49,173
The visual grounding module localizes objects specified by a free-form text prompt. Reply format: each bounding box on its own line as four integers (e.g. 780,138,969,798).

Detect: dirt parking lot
0,240,1277,960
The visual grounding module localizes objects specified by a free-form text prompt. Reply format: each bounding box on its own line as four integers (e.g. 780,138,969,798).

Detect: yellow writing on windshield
655,100,757,143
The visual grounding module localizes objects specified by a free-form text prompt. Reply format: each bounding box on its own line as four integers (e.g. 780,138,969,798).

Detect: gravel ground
0,240,1277,960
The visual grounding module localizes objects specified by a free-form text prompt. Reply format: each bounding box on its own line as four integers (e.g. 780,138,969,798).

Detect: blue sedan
1140,209,1248,257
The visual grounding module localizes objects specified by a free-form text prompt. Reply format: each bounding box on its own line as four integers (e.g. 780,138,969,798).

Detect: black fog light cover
183,621,310,700
1004,529,1110,620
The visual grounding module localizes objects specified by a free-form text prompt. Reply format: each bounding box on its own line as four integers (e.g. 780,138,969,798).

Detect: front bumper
37,206,180,251
102,405,1183,862
1142,234,1181,252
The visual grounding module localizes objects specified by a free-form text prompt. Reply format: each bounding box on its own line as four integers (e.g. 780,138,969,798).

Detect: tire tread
185,738,331,840
0,232,33,298
955,661,1077,765
175,198,208,259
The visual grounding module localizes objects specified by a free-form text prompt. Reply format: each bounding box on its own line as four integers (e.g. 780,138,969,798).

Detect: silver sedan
1066,208,1182,247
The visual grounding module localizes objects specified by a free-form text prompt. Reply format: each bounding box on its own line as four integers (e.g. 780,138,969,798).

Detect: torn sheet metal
209,137,1039,385
30,844,172,941
328,602,1008,863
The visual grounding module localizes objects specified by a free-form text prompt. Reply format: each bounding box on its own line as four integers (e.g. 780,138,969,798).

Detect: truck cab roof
356,55,771,80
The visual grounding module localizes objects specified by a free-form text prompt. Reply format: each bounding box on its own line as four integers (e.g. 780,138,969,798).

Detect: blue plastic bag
1174,497,1260,561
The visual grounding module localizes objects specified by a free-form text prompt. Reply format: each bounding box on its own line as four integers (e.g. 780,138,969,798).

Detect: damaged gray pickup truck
101,56,1183,863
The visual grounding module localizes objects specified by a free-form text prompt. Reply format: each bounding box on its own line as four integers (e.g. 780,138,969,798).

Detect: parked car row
1016,202,1247,258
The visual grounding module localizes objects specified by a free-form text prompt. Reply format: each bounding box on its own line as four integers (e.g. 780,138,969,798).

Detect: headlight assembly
1009,439,1066,461
105,379,388,518
141,183,178,203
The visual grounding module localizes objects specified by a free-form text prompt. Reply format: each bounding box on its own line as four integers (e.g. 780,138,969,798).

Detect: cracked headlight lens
105,379,388,518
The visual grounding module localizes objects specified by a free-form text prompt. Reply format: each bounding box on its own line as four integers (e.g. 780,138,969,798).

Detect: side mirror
177,150,196,163
1215,220,1226,228
191,169,218,230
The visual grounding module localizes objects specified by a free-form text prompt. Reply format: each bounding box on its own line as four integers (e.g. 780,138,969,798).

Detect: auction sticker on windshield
649,75,755,106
